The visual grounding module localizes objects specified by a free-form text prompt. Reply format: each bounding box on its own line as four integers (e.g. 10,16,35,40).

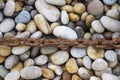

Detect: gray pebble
24,6,33,12
15,31,30,38
0,65,9,78
30,31,42,39
19,51,30,61
25,0,35,5
112,32,120,39
0,2,5,10
5,55,19,69
105,50,117,62
83,56,92,69
0,11,3,22
15,10,31,23
67,21,75,29
103,0,117,5
30,10,38,19
74,26,84,38
31,47,40,58
102,73,118,80
91,33,104,40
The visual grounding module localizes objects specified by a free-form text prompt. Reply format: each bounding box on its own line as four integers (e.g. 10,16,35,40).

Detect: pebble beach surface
0,0,120,80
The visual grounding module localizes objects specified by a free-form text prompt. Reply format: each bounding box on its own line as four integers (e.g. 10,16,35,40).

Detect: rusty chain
0,37,120,49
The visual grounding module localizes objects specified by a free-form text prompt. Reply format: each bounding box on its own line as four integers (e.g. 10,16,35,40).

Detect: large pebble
20,66,42,79
5,71,20,80
70,47,86,58
48,63,63,75
34,55,48,65
15,10,31,23
42,68,55,79
87,46,104,60
83,56,92,69
40,46,58,55
78,67,91,79
0,65,9,78
100,16,120,32
91,20,105,33
0,18,15,33
5,55,19,69
105,50,117,62
102,73,118,80
3,1,15,17
51,50,69,65
61,10,69,24
92,58,108,71
45,0,66,5
65,58,78,73
0,46,11,56
53,26,77,40
12,46,30,55
87,0,103,15
103,0,117,5
34,14,52,34
35,0,60,22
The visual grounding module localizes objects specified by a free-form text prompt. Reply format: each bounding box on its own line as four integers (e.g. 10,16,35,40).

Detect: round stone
102,73,118,80
103,0,117,5
51,50,69,65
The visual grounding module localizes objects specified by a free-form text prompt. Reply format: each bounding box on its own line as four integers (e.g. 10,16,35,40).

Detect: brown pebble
72,74,82,80
74,3,86,14
103,31,112,40
85,15,95,27
62,71,71,80
69,13,80,22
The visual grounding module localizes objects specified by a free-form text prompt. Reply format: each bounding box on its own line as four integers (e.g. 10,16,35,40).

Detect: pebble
102,73,118,80
0,1,5,10
62,71,71,80
24,59,34,67
78,67,91,79
75,26,84,38
74,3,86,14
113,64,120,76
95,67,112,77
72,74,82,80
51,22,60,30
15,31,30,38
42,68,55,79
40,46,58,55
26,20,37,33
0,12,3,22
53,26,77,40
61,10,69,25
84,32,91,40
87,46,104,60
3,0,15,17
20,66,42,79
31,47,39,58
70,47,86,58
48,63,63,75
5,71,20,80
83,56,92,69
112,32,120,38
61,5,74,13
65,58,78,73
51,50,69,65
45,0,66,5
0,56,6,63
25,0,35,6
91,20,105,33
0,65,9,78
35,0,60,22
103,0,117,5
91,33,104,40
11,62,23,71
85,15,95,27
108,59,118,68
34,14,52,34
5,55,19,69
0,18,15,33
12,46,30,55
34,55,48,65
16,23,26,32
15,10,31,23
92,58,108,71
69,13,80,22
103,31,112,40
105,50,117,62
90,76,101,80
30,10,38,18
67,21,75,29
19,51,30,61
106,9,120,20
100,16,120,32
0,46,11,56
87,0,103,16
30,31,42,39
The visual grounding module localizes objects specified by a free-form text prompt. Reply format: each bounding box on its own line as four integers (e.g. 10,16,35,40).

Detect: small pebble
90,76,101,80
62,71,71,80
74,3,86,14
19,51,30,61
0,65,9,78
83,56,92,69
11,62,23,71
103,0,117,5
61,10,69,25
24,59,34,67
102,73,118,80
15,10,31,23
51,50,69,65
45,0,66,5
30,31,42,39
16,23,26,32
92,58,108,71
72,74,82,80
0,46,11,56
69,13,80,22
74,26,84,38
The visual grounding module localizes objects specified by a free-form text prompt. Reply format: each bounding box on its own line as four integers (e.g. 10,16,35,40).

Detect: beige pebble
85,15,95,27
61,5,74,13
16,23,26,31
66,0,72,4
0,46,11,56
72,74,82,80
65,58,78,73
76,58,83,66
69,13,80,22
111,3,119,10
108,59,118,68
24,59,34,67
74,3,86,14
90,76,101,80
4,32,15,38
83,32,91,40
26,20,37,33
11,62,23,71
104,5,110,13
50,22,59,31
87,46,104,60
42,68,55,79
15,1,23,12
34,14,52,34
81,12,88,21
0,56,6,63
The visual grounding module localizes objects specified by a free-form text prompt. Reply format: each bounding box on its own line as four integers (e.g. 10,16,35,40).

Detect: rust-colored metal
0,37,120,49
